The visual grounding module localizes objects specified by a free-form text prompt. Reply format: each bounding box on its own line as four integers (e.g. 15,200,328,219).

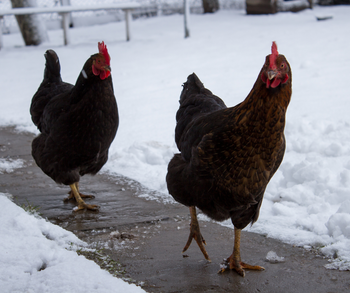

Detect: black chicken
166,42,292,276
30,42,119,211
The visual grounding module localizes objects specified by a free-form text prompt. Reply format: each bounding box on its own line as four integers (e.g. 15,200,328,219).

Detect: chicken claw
219,227,264,276
64,192,95,202
219,257,265,277
69,183,99,212
183,206,211,262
74,203,100,212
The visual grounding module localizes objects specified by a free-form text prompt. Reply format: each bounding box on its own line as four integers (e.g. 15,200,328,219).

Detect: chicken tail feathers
179,73,210,104
43,50,62,83
30,50,72,131
178,73,226,113
175,73,227,150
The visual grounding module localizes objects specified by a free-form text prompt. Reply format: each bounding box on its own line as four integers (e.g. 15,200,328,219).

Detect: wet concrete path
1,126,349,292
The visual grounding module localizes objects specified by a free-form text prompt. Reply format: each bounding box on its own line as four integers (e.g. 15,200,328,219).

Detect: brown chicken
166,42,292,276
30,42,119,211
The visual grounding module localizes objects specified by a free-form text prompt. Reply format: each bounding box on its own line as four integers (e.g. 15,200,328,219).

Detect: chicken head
261,41,290,89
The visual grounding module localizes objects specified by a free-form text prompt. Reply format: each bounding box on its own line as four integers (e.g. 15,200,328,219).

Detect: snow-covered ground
1,4,350,290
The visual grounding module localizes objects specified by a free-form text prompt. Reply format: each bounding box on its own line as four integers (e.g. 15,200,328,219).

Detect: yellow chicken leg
183,206,211,262
219,227,264,276
64,182,95,202
68,183,99,211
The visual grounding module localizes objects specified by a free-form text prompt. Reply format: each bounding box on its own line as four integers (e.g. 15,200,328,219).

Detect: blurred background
2,0,344,36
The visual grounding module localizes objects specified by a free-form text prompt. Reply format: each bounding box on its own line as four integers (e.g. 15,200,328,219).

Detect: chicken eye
280,63,285,68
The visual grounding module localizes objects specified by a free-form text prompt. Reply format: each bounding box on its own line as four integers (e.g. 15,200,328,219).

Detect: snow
0,158,25,174
0,5,350,288
0,193,145,292
265,251,285,263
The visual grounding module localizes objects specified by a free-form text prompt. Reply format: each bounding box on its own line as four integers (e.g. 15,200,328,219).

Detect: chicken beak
267,70,277,80
104,65,111,72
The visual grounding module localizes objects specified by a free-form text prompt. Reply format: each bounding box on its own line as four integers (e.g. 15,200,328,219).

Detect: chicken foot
64,182,95,202
68,183,99,211
219,227,264,277
182,206,211,262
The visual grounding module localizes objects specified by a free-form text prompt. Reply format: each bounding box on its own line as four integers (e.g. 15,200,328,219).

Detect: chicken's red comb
98,41,110,66
269,41,278,70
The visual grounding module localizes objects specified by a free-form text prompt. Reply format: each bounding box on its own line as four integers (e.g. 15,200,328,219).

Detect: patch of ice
325,259,350,271
0,158,25,174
